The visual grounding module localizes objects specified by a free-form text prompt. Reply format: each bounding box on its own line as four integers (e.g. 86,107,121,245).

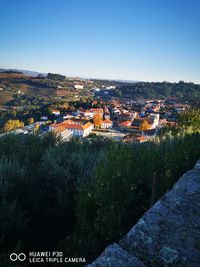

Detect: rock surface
87,160,200,267
88,243,146,267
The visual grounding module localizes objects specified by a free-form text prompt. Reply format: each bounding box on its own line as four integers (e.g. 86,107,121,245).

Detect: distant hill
112,81,200,100
0,71,56,105
1,68,200,106
0,69,23,74
0,68,46,77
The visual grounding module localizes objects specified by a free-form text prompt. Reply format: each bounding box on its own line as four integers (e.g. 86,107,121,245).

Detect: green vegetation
0,110,200,265
0,95,91,132
1,72,200,108
0,95,51,131
160,109,200,136
114,81,200,99
27,117,34,125
178,109,200,133
46,72,65,81
0,70,23,74
0,72,64,105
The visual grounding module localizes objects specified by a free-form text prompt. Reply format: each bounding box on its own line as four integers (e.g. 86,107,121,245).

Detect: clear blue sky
1,0,200,83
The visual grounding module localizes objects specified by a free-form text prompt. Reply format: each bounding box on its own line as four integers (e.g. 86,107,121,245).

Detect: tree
3,120,24,132
178,109,200,133
139,120,151,131
33,123,40,133
46,73,65,81
27,117,34,125
93,113,103,129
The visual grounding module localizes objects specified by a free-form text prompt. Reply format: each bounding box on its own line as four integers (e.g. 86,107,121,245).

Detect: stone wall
87,160,200,267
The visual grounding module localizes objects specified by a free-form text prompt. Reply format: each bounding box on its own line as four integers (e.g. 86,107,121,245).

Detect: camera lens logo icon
10,253,26,261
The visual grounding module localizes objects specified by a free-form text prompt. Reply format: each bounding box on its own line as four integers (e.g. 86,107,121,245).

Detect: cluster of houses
49,107,113,141
1,96,191,143
47,100,162,142
31,98,190,142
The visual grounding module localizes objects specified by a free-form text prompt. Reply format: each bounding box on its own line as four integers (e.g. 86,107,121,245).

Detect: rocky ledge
87,160,200,267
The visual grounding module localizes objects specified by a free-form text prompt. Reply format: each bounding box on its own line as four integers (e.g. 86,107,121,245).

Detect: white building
112,107,121,115
84,108,104,118
102,119,113,129
50,121,94,138
84,110,94,118
106,86,116,90
53,126,73,141
149,114,160,129
74,84,84,90
104,113,110,119
41,116,48,121
52,110,60,116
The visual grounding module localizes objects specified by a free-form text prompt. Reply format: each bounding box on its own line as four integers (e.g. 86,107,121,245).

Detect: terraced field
0,73,57,105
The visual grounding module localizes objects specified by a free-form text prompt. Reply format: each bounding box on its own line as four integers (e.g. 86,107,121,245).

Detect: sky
0,0,200,83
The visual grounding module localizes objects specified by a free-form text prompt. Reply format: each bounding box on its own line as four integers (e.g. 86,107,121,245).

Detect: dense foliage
46,73,65,81
113,81,200,99
0,70,23,74
0,111,200,266
3,119,24,132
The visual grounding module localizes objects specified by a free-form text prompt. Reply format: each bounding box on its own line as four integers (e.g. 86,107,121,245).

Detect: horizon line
1,65,200,85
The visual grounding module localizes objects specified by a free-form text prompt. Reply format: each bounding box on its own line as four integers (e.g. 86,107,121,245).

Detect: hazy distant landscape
1,69,200,105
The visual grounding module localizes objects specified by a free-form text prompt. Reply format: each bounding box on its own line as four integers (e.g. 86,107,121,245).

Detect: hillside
111,81,200,100
1,69,200,107
0,68,46,77
0,70,96,106
0,72,58,105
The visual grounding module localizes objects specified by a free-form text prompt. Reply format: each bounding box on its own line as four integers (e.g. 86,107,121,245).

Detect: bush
0,129,200,265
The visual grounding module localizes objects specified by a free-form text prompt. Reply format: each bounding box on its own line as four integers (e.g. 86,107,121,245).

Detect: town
0,71,195,143
1,0,200,265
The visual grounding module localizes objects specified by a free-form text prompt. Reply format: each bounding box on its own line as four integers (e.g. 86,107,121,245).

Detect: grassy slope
0,73,57,104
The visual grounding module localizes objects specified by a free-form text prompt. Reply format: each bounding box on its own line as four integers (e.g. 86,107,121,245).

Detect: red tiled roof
119,121,132,127
90,108,103,113
136,136,145,141
51,121,93,131
103,119,112,124
135,136,147,142
53,126,67,133
82,122,93,129
53,123,83,130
